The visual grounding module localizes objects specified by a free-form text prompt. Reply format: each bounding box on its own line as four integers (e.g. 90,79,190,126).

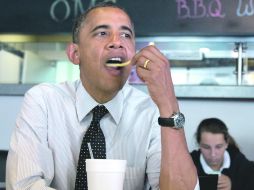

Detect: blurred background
1,0,254,188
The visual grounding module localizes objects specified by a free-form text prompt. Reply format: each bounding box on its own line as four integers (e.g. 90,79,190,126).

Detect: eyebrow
200,144,210,147
91,25,109,33
91,24,133,36
200,143,225,147
121,25,133,36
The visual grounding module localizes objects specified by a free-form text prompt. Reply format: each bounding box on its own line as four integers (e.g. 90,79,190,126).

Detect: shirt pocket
124,166,146,190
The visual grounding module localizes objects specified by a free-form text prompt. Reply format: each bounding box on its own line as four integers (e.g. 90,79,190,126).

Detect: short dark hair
72,2,134,43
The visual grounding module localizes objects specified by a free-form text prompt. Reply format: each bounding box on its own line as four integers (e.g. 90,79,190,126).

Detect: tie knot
92,105,108,122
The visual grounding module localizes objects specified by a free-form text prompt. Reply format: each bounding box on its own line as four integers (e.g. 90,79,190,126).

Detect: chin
104,82,124,94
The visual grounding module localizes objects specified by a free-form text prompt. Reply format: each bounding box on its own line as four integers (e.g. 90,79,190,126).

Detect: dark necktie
75,105,108,190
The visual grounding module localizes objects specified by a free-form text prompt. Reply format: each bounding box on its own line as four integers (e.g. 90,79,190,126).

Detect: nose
210,148,217,157
107,34,123,49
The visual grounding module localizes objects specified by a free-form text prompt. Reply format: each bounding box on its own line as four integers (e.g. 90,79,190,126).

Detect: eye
98,31,107,36
215,144,224,149
120,32,131,39
200,144,211,150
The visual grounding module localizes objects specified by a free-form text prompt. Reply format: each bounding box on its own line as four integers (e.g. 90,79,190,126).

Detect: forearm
159,127,198,190
6,99,55,190
6,149,55,190
6,176,56,190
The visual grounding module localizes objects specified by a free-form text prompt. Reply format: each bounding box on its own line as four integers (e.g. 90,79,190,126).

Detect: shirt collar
200,150,231,175
75,80,124,124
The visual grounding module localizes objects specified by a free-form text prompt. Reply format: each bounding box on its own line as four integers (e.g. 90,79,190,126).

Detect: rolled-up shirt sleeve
6,88,55,190
194,179,200,190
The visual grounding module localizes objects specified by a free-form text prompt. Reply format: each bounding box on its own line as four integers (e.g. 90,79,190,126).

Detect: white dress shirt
6,80,161,190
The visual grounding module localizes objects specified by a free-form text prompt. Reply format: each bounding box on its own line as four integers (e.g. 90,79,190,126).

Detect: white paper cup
86,159,127,190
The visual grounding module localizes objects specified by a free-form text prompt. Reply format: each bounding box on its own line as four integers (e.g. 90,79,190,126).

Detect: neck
81,81,117,104
92,91,116,104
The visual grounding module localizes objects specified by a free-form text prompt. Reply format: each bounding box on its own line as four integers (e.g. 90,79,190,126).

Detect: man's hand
132,45,178,117
218,174,231,190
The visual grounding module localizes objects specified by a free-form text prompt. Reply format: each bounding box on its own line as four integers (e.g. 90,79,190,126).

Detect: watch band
158,117,175,127
158,112,185,129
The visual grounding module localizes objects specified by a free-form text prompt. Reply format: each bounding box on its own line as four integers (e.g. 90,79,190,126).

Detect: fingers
133,45,170,83
217,175,231,190
131,45,178,115
133,45,168,71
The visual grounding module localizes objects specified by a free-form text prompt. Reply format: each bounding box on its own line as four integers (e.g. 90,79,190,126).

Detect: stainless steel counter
1,84,254,100
0,84,34,96
136,84,254,99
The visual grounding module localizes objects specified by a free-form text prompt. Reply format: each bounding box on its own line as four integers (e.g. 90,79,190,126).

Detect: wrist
159,105,179,118
158,112,185,129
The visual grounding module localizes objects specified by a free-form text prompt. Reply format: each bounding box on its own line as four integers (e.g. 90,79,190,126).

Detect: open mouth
106,57,130,67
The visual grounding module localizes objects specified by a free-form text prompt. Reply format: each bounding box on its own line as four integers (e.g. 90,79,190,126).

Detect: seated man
191,117,254,190
6,2,198,190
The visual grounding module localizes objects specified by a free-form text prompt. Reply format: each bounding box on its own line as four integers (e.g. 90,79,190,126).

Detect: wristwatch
158,112,185,129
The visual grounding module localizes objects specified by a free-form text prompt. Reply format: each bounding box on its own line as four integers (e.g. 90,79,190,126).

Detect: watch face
174,112,185,128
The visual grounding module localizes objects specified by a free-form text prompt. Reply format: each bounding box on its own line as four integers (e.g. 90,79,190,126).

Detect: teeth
108,57,122,62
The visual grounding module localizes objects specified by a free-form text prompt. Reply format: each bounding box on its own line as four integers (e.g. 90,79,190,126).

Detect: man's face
199,132,228,170
76,7,135,101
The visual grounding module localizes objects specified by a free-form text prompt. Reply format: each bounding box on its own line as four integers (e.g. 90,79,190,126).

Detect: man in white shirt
6,2,198,190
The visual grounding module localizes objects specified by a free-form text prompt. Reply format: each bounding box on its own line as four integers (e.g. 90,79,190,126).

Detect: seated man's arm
159,128,198,190
6,89,55,190
133,45,198,190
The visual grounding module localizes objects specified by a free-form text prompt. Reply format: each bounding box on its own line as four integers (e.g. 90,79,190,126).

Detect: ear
66,43,80,65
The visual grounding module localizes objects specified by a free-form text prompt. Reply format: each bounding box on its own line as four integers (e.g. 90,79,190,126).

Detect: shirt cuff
194,178,200,190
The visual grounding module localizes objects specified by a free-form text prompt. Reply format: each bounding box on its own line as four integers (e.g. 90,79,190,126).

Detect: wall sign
1,0,254,36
